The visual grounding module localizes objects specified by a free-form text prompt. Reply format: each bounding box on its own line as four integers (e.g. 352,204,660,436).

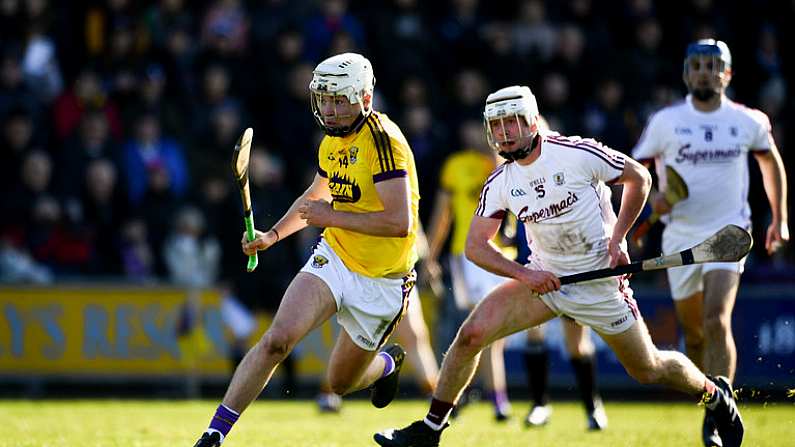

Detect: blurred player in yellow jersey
193,53,420,447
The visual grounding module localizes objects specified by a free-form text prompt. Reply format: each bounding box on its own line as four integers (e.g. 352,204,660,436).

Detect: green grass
2,399,793,446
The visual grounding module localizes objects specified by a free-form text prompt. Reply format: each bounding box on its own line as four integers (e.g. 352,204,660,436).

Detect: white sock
423,417,447,431
379,351,396,377
206,428,225,444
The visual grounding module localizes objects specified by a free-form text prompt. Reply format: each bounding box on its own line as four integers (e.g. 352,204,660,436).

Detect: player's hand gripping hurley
231,127,258,272
560,224,752,285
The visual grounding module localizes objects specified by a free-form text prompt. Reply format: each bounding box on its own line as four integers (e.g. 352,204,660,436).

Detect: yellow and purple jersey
317,111,420,277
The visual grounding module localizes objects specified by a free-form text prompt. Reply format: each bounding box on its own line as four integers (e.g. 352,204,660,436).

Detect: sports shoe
524,404,552,427
317,392,342,413
494,408,511,422
702,412,723,446
493,397,512,422
371,344,406,408
587,398,608,430
193,431,221,447
704,376,743,447
374,420,447,447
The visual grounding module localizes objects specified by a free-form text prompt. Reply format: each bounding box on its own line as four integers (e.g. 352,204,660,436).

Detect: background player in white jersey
374,86,744,447
632,39,788,447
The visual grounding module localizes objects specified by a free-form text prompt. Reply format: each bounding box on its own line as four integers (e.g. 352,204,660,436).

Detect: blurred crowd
1,0,793,291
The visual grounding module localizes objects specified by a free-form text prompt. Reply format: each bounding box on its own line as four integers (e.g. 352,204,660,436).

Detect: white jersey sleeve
632,111,667,162
582,139,627,184
475,163,509,219
749,108,773,151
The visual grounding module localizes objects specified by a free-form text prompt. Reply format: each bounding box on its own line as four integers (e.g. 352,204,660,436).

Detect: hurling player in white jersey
375,86,744,447
633,39,788,447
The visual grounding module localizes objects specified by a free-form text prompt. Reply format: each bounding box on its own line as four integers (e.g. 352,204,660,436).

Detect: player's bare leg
432,281,555,421
223,273,336,411
196,273,336,445
317,293,434,414
562,319,606,430
601,319,743,446
395,293,439,395
702,270,740,381
325,311,407,409
674,291,705,370
600,319,709,392
374,281,556,446
326,330,382,394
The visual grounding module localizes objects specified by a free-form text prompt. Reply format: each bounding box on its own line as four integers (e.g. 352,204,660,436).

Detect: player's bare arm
242,173,331,255
608,157,652,267
465,215,559,294
637,159,674,216
420,189,452,285
299,176,411,237
753,144,789,254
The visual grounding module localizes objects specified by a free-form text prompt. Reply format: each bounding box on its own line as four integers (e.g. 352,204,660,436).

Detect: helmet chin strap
498,133,540,161
323,111,368,137
691,87,719,101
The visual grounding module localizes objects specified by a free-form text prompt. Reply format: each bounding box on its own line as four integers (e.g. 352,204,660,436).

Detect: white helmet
309,53,375,136
483,85,540,160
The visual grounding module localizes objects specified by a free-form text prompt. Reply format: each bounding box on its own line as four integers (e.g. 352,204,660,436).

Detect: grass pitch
2,399,793,446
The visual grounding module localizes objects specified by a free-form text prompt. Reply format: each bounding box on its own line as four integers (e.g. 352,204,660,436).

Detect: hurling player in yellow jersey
193,53,419,447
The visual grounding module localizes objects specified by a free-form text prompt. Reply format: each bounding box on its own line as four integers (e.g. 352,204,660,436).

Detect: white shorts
663,229,746,300
450,254,508,309
300,238,414,351
527,261,641,335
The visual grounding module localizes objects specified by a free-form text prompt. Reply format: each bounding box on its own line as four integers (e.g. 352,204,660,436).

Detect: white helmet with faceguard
309,53,375,137
683,39,732,101
483,86,540,161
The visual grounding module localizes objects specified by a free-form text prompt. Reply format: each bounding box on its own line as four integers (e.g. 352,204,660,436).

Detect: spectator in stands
56,107,117,198
583,78,632,151
80,158,128,276
143,0,194,50
0,47,41,123
302,0,365,61
121,112,188,206
53,69,123,141
512,0,557,61
119,218,154,281
0,106,37,193
164,205,220,288
201,0,249,55
20,2,62,104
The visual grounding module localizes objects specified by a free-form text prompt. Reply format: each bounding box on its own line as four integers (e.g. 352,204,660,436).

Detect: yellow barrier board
0,287,229,376
0,286,438,381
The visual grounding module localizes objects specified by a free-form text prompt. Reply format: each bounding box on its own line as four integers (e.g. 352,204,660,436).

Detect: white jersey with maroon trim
476,132,626,276
632,95,773,239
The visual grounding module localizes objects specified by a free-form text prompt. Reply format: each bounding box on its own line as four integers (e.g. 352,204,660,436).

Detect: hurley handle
244,211,258,272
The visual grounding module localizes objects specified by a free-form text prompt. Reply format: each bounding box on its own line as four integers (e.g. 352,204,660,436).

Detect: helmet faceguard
483,86,540,161
683,39,732,101
309,53,375,137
